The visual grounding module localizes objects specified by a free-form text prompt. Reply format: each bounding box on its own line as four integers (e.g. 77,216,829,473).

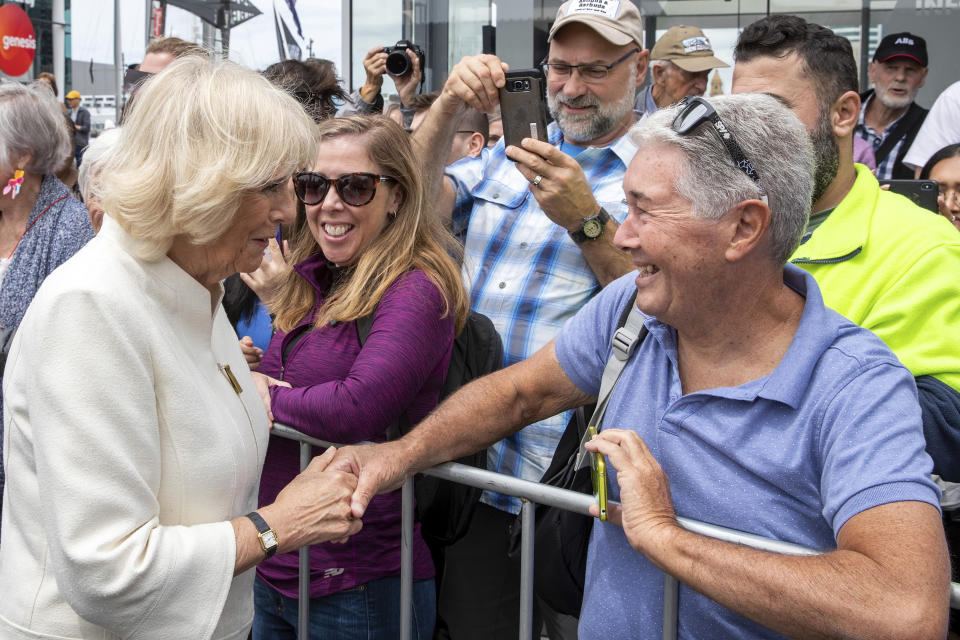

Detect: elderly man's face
615,144,725,325
868,58,927,111
544,23,645,144
655,63,710,106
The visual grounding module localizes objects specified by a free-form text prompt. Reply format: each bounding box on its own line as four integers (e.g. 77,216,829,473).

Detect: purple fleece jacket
256,253,453,598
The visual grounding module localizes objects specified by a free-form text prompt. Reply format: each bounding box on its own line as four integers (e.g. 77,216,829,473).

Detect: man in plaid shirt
855,32,930,180
408,0,646,636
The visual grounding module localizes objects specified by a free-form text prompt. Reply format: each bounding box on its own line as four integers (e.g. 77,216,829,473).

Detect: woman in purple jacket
250,115,468,639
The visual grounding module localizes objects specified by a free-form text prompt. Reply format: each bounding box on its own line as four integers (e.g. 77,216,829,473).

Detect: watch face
583,218,603,238
261,530,278,549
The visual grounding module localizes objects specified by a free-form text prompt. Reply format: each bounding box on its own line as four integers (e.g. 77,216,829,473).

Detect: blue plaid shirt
856,93,908,181
446,122,637,513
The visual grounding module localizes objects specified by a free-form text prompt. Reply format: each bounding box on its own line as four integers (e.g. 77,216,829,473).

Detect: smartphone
498,69,549,149
878,179,939,214
587,425,608,522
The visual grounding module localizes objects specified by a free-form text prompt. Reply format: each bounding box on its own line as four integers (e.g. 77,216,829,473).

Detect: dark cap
873,32,928,67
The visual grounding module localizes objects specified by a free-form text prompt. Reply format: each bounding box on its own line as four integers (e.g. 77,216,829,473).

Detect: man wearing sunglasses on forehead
401,0,645,636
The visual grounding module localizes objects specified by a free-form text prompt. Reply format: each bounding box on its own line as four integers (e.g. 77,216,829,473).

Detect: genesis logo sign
0,4,36,77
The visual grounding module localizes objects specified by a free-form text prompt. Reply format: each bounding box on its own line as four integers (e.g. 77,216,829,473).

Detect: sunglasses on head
672,96,768,204
293,171,397,207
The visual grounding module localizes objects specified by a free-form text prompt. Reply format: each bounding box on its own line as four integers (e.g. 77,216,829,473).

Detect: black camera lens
513,80,524,91
386,50,411,77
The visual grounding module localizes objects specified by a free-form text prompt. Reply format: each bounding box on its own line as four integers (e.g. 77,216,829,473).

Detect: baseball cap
548,0,644,49
873,32,928,67
65,90,81,99
650,25,729,73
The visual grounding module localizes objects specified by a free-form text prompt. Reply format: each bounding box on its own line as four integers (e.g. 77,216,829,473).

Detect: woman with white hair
77,126,122,232
0,56,361,639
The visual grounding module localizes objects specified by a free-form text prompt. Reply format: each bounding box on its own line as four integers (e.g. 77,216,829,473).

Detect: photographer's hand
393,48,422,107
360,46,388,105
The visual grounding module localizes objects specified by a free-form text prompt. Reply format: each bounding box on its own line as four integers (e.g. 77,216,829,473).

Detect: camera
384,40,425,78
508,79,532,92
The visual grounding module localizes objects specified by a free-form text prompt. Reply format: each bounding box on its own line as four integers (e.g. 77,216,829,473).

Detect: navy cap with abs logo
873,32,928,67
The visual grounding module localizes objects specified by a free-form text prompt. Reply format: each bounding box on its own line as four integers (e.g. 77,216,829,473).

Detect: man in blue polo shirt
336,93,949,638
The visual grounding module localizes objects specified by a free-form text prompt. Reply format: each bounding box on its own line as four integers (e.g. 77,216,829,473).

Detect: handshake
263,440,411,550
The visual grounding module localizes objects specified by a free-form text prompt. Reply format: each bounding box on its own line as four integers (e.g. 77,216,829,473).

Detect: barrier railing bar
519,500,535,640
400,478,414,640
270,423,960,621
663,574,679,640
297,439,312,640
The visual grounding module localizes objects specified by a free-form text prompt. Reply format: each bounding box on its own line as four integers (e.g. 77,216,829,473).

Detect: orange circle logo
0,4,36,77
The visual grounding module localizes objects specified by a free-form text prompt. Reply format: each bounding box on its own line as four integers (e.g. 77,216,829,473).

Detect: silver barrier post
400,478,415,640
662,574,678,640
519,499,535,640
298,441,312,640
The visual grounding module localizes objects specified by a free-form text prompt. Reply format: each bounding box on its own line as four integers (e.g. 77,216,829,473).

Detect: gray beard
875,84,916,111
547,80,635,144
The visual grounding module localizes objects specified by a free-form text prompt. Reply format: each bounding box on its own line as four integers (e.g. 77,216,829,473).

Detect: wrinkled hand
239,336,262,371
250,371,291,428
392,49,423,107
506,138,600,231
267,446,363,548
240,238,289,304
330,442,411,519
585,429,679,557
440,54,509,115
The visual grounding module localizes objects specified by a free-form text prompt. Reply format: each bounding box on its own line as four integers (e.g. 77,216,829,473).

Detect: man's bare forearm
411,94,464,219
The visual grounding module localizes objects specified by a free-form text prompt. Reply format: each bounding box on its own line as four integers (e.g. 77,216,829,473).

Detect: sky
70,0,343,72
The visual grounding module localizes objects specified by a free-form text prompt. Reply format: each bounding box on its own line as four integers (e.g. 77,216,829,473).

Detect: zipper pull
218,363,243,395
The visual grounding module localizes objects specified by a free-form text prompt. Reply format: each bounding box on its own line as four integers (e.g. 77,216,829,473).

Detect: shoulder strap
575,294,648,469
356,310,375,345
875,103,927,164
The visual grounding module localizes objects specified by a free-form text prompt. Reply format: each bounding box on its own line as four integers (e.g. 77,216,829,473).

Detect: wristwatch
245,511,279,559
568,207,611,243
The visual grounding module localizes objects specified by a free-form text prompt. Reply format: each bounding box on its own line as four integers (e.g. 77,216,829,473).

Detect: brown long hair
271,115,469,334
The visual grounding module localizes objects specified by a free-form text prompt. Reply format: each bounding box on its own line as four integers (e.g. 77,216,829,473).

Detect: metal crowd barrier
271,423,960,640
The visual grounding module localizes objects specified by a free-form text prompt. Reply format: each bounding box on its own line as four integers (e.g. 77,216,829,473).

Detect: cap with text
650,25,729,72
872,32,928,67
548,0,644,49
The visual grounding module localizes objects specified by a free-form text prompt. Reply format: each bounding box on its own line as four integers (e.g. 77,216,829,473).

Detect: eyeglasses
938,186,960,206
672,96,768,204
540,48,640,83
293,171,396,206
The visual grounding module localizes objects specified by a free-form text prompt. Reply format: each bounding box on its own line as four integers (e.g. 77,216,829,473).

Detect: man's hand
331,441,413,519
392,49,423,107
439,54,509,115
360,46,388,104
506,137,601,231
585,429,680,558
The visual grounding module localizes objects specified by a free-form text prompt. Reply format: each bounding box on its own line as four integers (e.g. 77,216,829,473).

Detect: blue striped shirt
445,122,637,513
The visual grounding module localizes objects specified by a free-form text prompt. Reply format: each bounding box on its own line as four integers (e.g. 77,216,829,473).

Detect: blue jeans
252,575,436,640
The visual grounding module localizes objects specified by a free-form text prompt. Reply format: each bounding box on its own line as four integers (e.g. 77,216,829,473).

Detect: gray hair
0,82,72,175
78,127,122,202
630,93,813,264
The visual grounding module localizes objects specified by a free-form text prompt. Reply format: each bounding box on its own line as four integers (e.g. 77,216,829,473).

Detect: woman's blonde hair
271,115,469,334
97,55,318,260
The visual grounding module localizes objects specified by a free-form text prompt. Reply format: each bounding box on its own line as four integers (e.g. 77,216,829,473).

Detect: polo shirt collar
548,119,638,169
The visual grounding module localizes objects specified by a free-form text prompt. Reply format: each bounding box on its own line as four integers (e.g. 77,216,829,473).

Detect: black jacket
858,89,928,179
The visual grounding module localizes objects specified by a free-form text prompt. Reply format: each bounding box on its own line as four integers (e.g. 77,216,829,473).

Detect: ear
867,61,877,85
919,66,928,89
651,60,666,87
635,49,650,87
724,199,770,263
388,183,406,215
831,90,860,139
467,133,485,158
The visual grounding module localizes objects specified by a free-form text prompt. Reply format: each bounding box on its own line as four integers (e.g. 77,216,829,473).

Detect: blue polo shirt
554,265,940,639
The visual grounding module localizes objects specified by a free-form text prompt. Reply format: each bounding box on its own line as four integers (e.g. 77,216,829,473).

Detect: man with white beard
855,32,930,179
408,1,646,637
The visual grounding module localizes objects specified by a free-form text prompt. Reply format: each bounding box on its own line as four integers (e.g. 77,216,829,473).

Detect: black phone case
498,69,549,148
878,179,939,214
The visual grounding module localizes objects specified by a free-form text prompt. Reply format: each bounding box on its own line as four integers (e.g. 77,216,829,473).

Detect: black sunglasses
293,171,396,207
672,97,768,203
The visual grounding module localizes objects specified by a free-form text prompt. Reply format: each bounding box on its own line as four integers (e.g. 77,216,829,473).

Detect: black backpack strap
875,102,927,165
355,307,408,439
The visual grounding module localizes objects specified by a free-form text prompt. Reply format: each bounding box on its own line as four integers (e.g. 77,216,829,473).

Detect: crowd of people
0,0,958,638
